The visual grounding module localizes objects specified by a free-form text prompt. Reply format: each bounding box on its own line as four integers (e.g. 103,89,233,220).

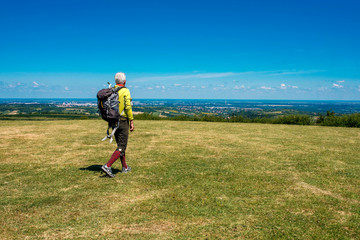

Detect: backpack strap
113,86,125,92
102,121,119,143
115,87,128,117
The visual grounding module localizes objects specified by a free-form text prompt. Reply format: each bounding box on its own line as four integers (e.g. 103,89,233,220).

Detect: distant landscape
1,98,360,127
1,98,360,117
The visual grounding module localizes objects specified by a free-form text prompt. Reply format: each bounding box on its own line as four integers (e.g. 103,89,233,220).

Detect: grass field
1,120,360,239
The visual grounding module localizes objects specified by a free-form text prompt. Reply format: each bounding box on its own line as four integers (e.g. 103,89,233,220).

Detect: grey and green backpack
97,83,125,143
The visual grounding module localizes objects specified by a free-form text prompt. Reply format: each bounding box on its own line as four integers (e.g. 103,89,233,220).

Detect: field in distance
1,120,359,239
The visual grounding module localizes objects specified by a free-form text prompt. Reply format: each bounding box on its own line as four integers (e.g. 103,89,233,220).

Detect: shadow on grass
79,165,121,177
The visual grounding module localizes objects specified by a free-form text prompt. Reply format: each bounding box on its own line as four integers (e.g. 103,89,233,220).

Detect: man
101,72,135,178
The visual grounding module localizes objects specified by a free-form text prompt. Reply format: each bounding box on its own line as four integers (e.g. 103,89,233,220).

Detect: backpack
97,83,125,143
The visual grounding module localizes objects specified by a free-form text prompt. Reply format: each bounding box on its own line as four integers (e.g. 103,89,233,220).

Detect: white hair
115,72,126,84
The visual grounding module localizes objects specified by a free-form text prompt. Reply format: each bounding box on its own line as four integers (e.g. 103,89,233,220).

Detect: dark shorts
115,118,129,152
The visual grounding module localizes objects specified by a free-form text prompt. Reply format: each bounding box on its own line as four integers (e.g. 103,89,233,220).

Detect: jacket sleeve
125,89,134,120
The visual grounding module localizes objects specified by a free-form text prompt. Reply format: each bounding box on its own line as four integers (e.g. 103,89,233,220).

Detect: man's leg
116,119,131,172
101,149,119,177
120,152,127,169
101,147,124,178
101,126,123,177
106,149,127,169
105,149,121,167
105,120,128,168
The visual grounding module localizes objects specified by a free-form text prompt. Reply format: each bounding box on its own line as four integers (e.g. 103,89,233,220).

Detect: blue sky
0,0,359,100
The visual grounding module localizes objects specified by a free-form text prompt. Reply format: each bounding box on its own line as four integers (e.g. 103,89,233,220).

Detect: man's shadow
79,165,121,177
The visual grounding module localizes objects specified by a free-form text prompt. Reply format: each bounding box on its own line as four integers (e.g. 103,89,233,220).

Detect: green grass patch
0,120,359,239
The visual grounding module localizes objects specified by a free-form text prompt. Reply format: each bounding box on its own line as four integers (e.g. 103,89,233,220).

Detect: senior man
101,72,134,178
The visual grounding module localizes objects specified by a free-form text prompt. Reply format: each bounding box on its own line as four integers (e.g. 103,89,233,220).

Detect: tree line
134,111,360,128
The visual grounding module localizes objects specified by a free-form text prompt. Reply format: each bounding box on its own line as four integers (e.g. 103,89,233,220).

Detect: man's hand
130,120,135,132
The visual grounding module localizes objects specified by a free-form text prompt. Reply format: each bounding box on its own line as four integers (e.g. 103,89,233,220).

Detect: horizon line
1,98,360,102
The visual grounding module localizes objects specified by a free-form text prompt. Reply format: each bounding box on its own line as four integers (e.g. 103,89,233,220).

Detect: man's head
115,72,126,85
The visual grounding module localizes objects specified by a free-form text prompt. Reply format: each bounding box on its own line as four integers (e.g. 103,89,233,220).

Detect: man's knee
117,148,125,157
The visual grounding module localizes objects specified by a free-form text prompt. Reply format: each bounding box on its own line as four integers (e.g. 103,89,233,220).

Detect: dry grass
0,119,360,239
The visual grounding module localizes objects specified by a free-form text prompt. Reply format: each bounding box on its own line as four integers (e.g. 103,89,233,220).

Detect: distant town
1,99,360,121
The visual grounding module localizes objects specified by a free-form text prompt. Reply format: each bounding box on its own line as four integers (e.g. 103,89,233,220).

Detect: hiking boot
122,166,131,173
101,164,115,178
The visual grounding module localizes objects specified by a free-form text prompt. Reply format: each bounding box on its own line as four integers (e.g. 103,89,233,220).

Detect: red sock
120,152,127,169
106,150,121,167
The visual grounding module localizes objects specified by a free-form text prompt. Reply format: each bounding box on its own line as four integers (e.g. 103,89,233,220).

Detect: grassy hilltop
1,120,360,239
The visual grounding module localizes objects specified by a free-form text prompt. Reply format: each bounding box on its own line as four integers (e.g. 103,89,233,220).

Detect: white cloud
261,86,274,90
32,81,40,88
234,85,245,90
280,84,298,90
332,83,343,88
213,85,228,91
147,87,153,90
268,69,323,76
337,80,345,83
134,72,237,82
154,85,166,89
64,86,70,91
8,82,24,88
174,84,182,87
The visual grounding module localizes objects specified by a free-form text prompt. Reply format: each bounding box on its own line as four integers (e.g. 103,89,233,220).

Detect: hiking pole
107,82,112,88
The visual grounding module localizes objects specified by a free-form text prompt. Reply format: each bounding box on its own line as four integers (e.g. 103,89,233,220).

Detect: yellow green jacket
114,85,134,120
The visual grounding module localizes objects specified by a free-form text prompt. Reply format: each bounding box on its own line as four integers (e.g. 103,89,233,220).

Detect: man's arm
125,90,134,131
